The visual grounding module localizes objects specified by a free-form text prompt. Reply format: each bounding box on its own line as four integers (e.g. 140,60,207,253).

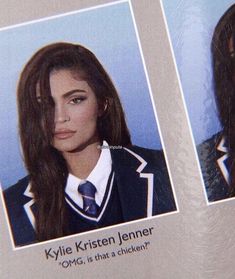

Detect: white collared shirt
65,141,112,208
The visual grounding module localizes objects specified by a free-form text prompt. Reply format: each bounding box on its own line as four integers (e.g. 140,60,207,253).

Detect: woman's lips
54,130,76,140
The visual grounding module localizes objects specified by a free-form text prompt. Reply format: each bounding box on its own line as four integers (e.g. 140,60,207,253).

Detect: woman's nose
54,106,70,123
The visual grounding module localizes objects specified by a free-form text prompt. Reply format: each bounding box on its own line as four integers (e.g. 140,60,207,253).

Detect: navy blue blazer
197,132,232,202
3,145,176,246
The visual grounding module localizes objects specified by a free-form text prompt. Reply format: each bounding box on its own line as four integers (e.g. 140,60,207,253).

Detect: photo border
160,0,235,206
0,0,179,251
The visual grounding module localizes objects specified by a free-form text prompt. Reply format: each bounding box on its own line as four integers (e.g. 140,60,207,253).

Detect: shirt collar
65,141,112,207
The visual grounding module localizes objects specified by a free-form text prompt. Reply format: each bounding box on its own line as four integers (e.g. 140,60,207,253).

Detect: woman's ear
98,99,108,117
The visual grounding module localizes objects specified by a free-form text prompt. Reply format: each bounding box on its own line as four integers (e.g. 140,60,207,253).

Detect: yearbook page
0,0,234,278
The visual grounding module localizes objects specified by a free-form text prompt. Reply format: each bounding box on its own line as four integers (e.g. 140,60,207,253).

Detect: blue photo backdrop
162,0,235,145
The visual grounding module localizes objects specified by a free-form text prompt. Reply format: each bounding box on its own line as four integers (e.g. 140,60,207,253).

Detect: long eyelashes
36,94,87,106
69,96,87,104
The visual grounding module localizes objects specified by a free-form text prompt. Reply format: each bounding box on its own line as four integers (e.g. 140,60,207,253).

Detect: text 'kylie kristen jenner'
45,226,154,261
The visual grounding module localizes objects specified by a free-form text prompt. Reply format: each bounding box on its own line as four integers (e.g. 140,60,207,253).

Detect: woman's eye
70,97,85,104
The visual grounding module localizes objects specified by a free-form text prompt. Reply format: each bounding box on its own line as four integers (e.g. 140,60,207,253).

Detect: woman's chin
53,141,100,154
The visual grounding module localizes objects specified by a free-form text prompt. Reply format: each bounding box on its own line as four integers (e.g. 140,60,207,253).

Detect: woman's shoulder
126,145,164,155
124,145,166,165
196,132,230,201
3,176,30,203
3,176,36,247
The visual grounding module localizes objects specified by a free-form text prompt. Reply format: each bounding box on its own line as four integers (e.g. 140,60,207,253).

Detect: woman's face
49,69,100,154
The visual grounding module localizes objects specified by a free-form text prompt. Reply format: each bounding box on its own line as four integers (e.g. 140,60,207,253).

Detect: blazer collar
23,183,36,229
216,136,229,185
111,146,154,222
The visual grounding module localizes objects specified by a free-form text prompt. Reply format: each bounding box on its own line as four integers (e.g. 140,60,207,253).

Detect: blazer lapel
111,147,154,222
23,183,36,229
216,136,229,184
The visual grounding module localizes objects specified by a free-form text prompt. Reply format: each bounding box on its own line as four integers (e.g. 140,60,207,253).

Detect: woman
198,4,235,201
4,42,176,246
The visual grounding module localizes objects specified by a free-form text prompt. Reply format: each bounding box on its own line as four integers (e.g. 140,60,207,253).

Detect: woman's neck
62,140,101,179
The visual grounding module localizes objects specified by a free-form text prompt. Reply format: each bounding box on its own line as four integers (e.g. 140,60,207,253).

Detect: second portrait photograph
163,0,235,204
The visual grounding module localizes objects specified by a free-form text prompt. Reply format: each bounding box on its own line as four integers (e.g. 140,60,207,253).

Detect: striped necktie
78,181,99,217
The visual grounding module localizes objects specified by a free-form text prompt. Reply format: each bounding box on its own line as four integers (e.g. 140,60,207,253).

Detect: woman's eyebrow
63,89,87,99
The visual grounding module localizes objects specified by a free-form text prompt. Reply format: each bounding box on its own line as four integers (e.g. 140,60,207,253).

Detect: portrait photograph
0,0,177,248
162,0,235,204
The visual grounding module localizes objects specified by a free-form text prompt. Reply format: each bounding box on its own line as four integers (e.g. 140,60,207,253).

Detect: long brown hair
18,42,131,241
211,5,235,195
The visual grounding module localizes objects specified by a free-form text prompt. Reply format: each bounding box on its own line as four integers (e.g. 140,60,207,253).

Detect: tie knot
78,181,97,199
